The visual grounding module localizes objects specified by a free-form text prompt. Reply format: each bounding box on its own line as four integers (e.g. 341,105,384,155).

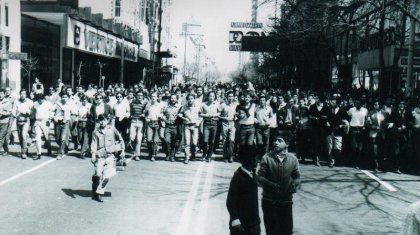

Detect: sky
170,0,259,76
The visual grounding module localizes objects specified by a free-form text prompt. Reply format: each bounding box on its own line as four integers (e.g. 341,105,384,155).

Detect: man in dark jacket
226,146,260,235
258,136,300,235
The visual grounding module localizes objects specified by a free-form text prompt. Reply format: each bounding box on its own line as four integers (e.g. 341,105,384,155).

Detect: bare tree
76,60,85,86
21,54,39,90
96,59,107,87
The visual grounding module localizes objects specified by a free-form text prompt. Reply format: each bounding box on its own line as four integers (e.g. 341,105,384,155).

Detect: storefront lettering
83,29,115,57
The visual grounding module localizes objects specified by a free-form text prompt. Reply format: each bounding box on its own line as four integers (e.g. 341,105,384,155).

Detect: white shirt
33,101,53,120
78,103,92,121
348,107,368,127
13,98,33,118
113,101,130,120
145,102,164,121
238,103,256,125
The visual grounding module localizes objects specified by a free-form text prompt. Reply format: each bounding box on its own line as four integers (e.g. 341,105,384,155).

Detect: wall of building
0,0,21,92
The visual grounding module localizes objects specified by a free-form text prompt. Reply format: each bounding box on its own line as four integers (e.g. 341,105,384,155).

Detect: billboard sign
229,21,263,51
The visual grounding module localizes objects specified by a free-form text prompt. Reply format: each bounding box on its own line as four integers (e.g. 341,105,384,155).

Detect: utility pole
180,22,201,81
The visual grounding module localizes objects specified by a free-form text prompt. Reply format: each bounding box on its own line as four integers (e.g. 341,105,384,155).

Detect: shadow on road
62,188,112,198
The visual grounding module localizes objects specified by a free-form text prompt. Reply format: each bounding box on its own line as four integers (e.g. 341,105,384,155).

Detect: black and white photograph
1,0,420,234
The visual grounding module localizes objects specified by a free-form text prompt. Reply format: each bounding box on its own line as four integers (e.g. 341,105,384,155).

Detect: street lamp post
180,22,201,81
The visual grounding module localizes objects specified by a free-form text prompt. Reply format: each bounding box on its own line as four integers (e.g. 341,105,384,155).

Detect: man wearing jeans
179,94,201,164
14,89,33,159
255,95,273,161
236,92,256,147
161,94,180,162
219,91,237,163
0,89,12,156
200,91,220,162
144,92,164,161
53,92,71,160
129,92,148,161
32,94,54,160
258,136,300,235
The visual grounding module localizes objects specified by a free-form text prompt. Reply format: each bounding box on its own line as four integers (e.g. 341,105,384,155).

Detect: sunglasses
117,96,123,98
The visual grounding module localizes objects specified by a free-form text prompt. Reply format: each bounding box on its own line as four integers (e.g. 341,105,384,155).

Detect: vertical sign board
229,22,263,51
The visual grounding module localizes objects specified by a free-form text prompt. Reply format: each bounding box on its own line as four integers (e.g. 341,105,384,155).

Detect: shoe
122,159,127,166
396,169,402,174
224,159,228,163
1,151,7,157
92,193,104,202
354,165,359,170
170,157,175,162
184,159,189,164
47,149,52,156
57,154,64,160
228,157,233,163
134,156,140,161
21,154,27,159
165,156,170,161
150,157,155,162
80,153,85,159
315,161,321,167
374,168,379,173
328,159,335,168
206,157,212,163
33,155,41,160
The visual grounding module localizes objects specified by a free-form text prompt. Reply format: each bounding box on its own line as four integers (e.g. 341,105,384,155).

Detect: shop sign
115,40,138,62
1,52,27,60
67,17,138,62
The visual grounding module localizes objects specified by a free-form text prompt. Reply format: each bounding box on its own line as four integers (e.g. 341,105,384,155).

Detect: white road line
361,170,398,192
175,162,206,235
193,161,215,235
0,159,57,187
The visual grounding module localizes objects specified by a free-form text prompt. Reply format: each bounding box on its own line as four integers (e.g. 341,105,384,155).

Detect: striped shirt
130,99,148,119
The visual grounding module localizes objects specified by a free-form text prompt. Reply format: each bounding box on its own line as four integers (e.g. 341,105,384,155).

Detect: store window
115,0,121,17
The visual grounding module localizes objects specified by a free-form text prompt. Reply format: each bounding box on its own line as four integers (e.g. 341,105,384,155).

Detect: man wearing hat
90,114,125,202
258,136,300,235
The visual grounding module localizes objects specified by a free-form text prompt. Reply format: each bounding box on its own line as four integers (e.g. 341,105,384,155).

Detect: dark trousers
78,121,89,155
54,121,70,155
255,126,270,159
230,225,261,235
389,132,408,171
0,122,9,153
115,118,129,143
239,125,255,147
203,124,217,159
164,125,179,158
295,129,310,158
262,200,293,235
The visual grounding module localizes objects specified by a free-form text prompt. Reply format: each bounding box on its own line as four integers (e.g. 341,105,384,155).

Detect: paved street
0,144,419,235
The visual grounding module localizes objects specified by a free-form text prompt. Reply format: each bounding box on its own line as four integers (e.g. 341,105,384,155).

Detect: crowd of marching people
1,78,420,175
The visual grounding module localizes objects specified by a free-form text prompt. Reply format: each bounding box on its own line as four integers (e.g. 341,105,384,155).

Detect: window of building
115,0,121,17
141,0,146,22
5,36,9,51
5,5,8,26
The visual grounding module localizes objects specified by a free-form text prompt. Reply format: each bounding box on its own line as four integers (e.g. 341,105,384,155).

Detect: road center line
361,170,398,192
193,161,215,235
175,162,206,235
0,159,57,187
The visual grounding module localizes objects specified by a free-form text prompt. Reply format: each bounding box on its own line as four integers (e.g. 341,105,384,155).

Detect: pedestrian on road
258,136,300,235
90,114,125,202
226,145,260,235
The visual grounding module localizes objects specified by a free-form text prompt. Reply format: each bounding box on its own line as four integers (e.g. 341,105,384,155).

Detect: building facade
0,0,21,92
20,0,168,90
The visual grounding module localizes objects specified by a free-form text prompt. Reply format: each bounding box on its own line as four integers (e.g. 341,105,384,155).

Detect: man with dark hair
0,89,12,156
128,91,148,161
255,94,273,160
366,99,387,172
258,136,300,235
236,92,256,147
14,89,33,159
90,114,125,202
325,95,349,168
53,92,71,160
347,97,368,169
179,93,200,164
387,99,410,174
199,91,220,162
32,94,54,160
226,145,260,235
219,90,237,163
161,94,180,162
